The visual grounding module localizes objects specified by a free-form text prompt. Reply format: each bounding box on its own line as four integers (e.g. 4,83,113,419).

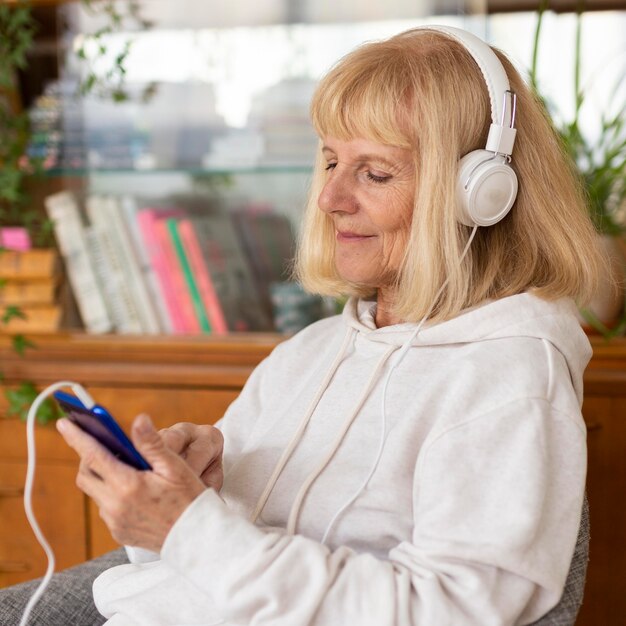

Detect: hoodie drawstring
249,326,356,525
286,344,397,535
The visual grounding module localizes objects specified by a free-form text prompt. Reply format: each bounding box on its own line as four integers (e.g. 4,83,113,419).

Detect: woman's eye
366,171,391,184
325,163,337,171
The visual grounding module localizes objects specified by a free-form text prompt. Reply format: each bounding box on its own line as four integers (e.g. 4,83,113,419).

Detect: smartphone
53,390,151,471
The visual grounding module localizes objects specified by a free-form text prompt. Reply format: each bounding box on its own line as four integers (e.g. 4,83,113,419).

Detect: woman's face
318,136,416,290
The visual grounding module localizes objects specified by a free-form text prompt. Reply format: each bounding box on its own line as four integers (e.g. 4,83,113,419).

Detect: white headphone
422,26,518,227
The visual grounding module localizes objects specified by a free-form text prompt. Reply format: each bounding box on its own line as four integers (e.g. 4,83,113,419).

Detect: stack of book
248,78,318,167
27,84,63,170
0,236,62,334
44,191,298,335
26,80,88,171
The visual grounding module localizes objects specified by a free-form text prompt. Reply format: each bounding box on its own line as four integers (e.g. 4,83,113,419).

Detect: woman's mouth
336,231,374,242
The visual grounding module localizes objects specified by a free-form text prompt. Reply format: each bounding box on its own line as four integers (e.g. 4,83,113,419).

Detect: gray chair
531,494,590,626
0,548,127,626
0,498,589,625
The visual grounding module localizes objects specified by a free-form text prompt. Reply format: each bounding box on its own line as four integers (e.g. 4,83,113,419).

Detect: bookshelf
8,2,626,338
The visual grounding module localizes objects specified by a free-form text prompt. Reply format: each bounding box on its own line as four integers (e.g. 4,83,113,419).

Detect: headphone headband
420,26,511,127
420,25,517,157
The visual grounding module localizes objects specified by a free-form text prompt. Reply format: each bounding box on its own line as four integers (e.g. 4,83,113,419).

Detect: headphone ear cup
456,150,518,227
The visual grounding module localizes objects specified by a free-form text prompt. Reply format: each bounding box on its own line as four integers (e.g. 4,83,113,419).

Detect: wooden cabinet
578,357,626,625
0,334,624,625
0,460,86,587
0,333,276,588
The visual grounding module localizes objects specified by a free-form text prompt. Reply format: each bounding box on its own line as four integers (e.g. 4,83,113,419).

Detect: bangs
310,41,415,148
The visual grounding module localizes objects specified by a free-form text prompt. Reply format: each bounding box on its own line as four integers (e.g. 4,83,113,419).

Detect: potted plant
0,1,61,421
529,2,626,338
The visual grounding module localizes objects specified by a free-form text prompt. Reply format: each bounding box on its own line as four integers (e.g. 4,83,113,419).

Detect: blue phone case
53,390,151,470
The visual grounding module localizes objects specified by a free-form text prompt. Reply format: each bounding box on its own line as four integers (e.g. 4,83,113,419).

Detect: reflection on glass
48,2,485,173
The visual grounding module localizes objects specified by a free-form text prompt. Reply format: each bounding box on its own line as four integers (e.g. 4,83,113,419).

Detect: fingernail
135,413,154,435
56,418,69,433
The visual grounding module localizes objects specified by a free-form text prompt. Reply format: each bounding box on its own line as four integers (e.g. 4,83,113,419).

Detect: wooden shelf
0,332,283,389
1,332,623,388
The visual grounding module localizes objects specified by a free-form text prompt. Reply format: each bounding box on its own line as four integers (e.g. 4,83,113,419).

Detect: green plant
0,300,59,422
0,1,53,244
530,4,626,236
529,3,626,337
0,334,59,424
1,0,155,237
0,1,52,421
75,0,156,103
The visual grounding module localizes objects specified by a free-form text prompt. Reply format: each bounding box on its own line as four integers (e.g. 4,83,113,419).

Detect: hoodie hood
344,293,592,402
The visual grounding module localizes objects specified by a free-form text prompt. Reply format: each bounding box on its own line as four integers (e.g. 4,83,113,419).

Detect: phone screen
54,391,151,470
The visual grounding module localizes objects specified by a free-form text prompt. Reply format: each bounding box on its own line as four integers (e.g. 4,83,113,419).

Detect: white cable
321,226,479,545
19,380,94,626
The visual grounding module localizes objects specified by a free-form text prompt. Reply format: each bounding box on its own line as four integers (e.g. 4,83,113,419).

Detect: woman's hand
57,413,207,552
158,422,224,491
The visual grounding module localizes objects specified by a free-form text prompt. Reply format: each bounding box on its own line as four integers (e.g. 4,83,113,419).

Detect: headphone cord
321,225,478,545
19,381,94,626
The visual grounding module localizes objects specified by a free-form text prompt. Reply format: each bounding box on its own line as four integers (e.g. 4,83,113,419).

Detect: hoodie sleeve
160,396,586,626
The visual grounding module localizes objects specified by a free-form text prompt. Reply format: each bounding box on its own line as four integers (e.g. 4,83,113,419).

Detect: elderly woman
5,26,602,626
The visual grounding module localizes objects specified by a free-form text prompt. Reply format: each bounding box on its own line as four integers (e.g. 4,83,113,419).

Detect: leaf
5,381,36,418
33,397,60,424
579,302,626,339
81,73,98,95
112,89,129,103
12,334,36,355
1,305,27,325
5,382,60,423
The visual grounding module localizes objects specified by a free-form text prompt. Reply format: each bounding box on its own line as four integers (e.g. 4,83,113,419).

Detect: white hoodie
93,293,590,626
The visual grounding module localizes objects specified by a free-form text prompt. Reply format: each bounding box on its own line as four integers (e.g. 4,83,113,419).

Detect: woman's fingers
57,418,132,481
159,423,194,455
158,422,224,486
58,415,207,551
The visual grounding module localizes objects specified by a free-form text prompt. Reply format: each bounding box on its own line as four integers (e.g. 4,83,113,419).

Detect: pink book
178,219,229,334
153,217,200,334
136,208,187,334
0,227,31,251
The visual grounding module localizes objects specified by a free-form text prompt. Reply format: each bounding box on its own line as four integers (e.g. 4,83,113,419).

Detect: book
44,191,113,334
231,209,274,294
136,208,188,334
81,223,127,333
231,209,296,325
119,196,172,334
106,196,162,334
0,249,59,280
165,218,212,333
0,227,31,251
177,219,228,334
233,209,295,285
189,212,273,331
85,195,143,334
152,217,200,333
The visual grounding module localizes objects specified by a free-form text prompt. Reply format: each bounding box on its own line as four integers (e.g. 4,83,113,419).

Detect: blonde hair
294,28,605,323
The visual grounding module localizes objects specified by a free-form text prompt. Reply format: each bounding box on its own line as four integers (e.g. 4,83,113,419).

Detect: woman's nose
318,169,358,214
